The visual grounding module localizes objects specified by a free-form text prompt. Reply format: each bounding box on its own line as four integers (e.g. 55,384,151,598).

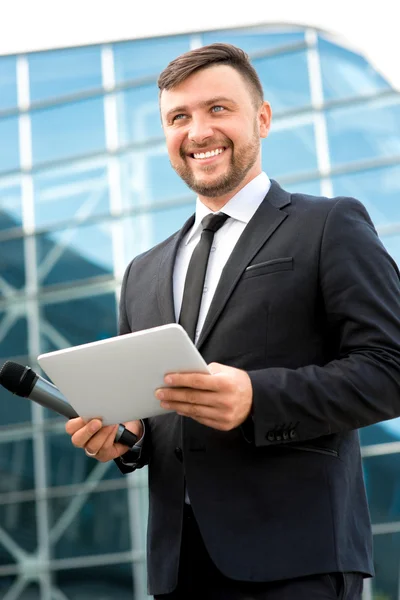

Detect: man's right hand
65,418,144,462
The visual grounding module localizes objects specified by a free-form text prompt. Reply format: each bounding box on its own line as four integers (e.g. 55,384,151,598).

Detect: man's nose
188,117,214,144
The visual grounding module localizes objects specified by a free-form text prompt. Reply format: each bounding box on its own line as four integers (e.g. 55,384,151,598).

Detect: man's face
160,65,271,201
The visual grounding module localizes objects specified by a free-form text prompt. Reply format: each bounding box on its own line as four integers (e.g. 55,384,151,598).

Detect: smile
191,147,226,160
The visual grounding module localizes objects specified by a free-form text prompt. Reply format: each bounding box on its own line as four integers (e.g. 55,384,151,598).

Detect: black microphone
0,361,138,447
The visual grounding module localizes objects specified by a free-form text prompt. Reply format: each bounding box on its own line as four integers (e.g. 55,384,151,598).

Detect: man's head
158,44,272,209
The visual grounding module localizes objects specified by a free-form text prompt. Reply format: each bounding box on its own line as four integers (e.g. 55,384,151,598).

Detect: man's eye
212,106,224,113
172,114,186,122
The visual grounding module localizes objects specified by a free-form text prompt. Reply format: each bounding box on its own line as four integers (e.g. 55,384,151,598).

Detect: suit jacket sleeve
114,258,152,473
248,196,400,446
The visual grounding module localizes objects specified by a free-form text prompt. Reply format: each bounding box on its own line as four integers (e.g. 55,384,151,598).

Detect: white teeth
193,148,224,159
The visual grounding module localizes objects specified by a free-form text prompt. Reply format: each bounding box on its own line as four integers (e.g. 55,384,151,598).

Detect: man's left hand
155,362,253,431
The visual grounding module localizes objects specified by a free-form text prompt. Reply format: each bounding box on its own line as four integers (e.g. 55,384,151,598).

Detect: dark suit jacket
116,180,400,596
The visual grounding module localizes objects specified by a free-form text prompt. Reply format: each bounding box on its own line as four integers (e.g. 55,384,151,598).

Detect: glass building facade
0,25,399,600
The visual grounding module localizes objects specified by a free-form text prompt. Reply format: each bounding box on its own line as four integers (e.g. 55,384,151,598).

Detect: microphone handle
32,378,138,447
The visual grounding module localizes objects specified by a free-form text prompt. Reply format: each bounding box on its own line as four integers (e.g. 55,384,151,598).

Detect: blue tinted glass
0,179,22,230
284,179,322,196
123,203,194,261
361,419,400,447
0,314,28,357
253,51,311,111
363,453,400,524
34,161,109,228
332,165,400,228
43,293,117,347
0,56,17,110
0,501,37,552
54,564,134,599
29,46,102,103
202,29,305,54
0,237,25,292
0,377,31,425
0,440,35,491
0,117,19,174
113,35,191,82
117,84,161,144
318,37,390,101
120,148,190,210
370,533,398,599
263,123,317,177
31,98,106,165
37,222,114,287
379,235,400,268
327,100,400,167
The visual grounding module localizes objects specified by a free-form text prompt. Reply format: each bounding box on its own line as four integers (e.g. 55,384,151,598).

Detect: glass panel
0,500,37,552
0,178,22,231
119,147,190,210
326,100,400,168
36,222,114,287
363,452,400,525
29,46,102,103
263,123,317,177
54,564,134,599
49,489,131,558
0,439,35,492
113,35,191,82
0,236,25,292
318,36,391,101
33,160,109,228
253,50,311,111
0,116,19,174
0,371,32,426
380,235,400,269
31,98,106,165
332,165,400,228
202,29,305,54
0,579,41,599
123,203,194,260
45,430,126,487
42,292,117,347
284,179,322,196
0,56,17,111
372,532,400,599
361,419,400,447
0,313,28,357
116,83,161,145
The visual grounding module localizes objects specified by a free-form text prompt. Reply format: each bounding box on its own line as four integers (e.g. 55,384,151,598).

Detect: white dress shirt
173,172,271,341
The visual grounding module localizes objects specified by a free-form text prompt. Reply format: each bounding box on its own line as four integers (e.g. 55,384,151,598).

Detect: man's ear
259,101,272,139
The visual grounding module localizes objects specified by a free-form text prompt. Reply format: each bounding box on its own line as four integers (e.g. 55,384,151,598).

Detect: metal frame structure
0,25,399,599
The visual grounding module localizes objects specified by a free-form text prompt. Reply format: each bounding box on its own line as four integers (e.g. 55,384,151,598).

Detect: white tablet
37,323,210,425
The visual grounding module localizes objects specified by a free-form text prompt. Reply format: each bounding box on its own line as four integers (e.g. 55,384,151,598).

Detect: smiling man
66,44,400,599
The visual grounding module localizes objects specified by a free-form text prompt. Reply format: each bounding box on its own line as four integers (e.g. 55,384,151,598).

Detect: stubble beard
171,128,260,198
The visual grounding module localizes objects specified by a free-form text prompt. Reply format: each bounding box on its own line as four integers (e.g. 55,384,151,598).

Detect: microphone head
0,361,37,397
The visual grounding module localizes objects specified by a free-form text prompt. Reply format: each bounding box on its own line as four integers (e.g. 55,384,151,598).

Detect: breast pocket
242,257,293,279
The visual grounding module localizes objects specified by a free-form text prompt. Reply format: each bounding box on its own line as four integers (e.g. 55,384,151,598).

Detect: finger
70,420,108,450
164,371,221,391
65,417,87,435
157,387,220,407
162,400,220,421
85,424,119,458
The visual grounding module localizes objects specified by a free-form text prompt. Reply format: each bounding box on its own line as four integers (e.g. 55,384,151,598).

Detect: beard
170,125,260,198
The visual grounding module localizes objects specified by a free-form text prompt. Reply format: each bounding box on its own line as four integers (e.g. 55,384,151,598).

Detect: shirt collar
186,172,271,245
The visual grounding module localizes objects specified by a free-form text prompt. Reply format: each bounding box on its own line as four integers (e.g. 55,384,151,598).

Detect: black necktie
179,213,229,342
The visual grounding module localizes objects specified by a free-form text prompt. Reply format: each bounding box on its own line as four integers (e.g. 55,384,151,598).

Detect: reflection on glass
318,37,390,101
42,292,117,347
119,148,190,210
113,35,191,82
253,50,311,112
326,100,400,167
380,235,400,269
0,439,35,492
123,203,194,261
0,500,37,552
0,180,22,230
0,580,41,599
263,123,317,177
116,84,161,145
29,46,102,103
0,237,25,292
363,452,400,524
284,179,322,196
0,313,28,358
34,161,110,228
0,56,17,111
54,564,133,599
332,165,400,228
202,29,305,54
50,489,131,559
0,117,19,174
31,98,106,165
0,374,31,426
372,533,400,600
36,221,114,287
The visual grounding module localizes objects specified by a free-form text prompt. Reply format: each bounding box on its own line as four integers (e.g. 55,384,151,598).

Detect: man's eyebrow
165,97,237,120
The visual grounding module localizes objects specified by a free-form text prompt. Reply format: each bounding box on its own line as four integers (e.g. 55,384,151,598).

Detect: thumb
207,362,225,375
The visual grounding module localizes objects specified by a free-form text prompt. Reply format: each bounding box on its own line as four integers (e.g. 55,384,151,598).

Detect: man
66,44,400,599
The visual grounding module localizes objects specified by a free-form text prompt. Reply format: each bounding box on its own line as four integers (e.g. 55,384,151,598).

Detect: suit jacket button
275,434,282,441
289,429,297,439
266,432,275,442
282,431,289,440
174,447,183,462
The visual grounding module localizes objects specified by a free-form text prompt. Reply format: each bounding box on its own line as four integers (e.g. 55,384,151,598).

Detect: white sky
0,0,398,91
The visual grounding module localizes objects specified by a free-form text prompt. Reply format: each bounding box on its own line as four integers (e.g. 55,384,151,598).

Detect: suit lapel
157,213,195,324
196,180,291,350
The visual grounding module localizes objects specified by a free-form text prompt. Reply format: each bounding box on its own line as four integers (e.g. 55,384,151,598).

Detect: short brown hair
157,43,264,106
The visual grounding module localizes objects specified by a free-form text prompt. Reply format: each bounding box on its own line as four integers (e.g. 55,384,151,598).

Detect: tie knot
201,212,229,233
